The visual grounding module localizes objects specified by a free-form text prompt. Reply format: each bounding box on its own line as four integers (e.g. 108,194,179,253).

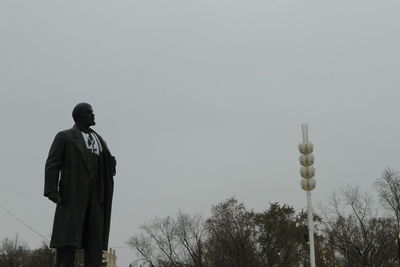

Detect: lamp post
298,123,316,267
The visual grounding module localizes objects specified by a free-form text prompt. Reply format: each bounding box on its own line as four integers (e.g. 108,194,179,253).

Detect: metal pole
300,123,316,267
307,191,316,267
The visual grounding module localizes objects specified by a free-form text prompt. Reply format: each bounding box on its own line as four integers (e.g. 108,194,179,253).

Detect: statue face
76,104,96,127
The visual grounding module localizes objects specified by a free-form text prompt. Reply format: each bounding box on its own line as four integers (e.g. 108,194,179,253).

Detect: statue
44,103,116,267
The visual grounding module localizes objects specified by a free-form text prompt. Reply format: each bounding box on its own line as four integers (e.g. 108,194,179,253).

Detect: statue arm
111,156,116,176
94,131,116,176
44,131,66,198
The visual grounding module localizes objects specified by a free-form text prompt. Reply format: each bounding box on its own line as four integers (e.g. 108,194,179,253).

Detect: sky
1,1,400,266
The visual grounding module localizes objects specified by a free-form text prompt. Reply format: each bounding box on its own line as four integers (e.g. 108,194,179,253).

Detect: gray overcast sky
1,1,400,266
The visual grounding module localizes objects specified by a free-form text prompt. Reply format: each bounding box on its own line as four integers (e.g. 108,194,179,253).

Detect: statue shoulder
53,128,77,141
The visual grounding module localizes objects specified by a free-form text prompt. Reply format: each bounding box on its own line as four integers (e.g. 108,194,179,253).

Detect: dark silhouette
44,103,116,267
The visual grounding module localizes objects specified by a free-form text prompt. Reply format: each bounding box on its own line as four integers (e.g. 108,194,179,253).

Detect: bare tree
322,186,397,267
375,168,400,263
128,212,206,267
0,235,30,267
0,236,58,267
129,233,157,267
25,244,56,267
174,213,206,267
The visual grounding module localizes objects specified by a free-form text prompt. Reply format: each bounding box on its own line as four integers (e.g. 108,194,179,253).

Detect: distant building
102,248,117,267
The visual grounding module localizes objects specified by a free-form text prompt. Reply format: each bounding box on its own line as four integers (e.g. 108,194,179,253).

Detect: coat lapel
92,129,110,155
70,126,90,170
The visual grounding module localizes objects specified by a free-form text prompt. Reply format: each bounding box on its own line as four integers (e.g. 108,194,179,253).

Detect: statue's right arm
44,132,66,199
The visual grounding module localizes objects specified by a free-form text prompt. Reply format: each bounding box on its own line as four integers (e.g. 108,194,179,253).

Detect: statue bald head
72,103,96,127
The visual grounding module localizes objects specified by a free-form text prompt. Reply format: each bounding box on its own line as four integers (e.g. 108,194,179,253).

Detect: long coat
44,125,114,250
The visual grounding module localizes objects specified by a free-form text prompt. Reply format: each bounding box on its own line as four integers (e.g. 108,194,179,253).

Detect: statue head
72,103,96,128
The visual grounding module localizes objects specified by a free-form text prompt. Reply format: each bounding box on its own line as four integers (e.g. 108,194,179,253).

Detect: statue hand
47,191,62,204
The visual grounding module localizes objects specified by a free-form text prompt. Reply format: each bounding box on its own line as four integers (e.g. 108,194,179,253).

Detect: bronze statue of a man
44,103,116,267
